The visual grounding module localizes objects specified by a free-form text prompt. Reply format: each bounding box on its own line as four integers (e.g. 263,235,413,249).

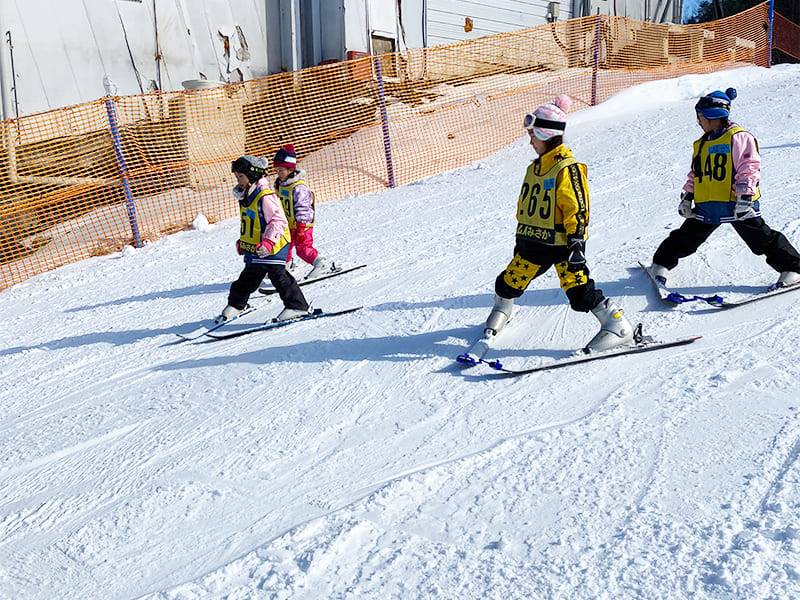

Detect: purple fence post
103,77,142,248
767,0,775,68
373,55,396,188
591,13,602,106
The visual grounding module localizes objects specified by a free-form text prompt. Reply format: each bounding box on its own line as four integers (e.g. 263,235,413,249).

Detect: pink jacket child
216,155,310,324
648,88,800,291
234,177,291,265
681,125,761,224
273,144,331,278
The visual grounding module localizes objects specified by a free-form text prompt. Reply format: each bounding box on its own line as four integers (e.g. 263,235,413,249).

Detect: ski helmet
231,155,267,183
695,88,737,120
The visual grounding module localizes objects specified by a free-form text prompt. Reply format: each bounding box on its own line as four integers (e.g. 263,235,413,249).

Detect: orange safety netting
774,12,800,60
0,4,774,290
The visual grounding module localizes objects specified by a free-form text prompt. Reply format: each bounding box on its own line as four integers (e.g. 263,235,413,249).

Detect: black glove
567,236,587,273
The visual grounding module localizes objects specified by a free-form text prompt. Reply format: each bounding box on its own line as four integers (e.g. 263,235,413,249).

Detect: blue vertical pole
767,0,775,68
591,13,601,106
103,79,142,248
373,56,395,188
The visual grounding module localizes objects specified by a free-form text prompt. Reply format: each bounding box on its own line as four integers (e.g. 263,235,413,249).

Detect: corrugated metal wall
572,0,682,23
426,0,574,46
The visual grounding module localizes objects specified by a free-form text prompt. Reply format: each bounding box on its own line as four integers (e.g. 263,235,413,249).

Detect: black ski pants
228,263,308,311
653,217,800,273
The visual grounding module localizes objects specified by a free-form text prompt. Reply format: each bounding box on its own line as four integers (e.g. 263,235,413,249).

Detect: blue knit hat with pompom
695,87,737,119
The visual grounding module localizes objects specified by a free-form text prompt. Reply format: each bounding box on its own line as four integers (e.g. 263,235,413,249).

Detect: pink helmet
524,94,573,141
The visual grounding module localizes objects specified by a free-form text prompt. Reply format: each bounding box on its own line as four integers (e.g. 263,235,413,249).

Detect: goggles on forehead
694,96,730,112
523,113,566,132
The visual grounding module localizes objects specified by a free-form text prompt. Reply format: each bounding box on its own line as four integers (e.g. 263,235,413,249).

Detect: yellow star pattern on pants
503,254,542,291
555,261,588,292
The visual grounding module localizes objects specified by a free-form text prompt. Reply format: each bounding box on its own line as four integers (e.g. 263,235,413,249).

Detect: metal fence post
373,56,396,188
591,12,602,106
102,76,142,248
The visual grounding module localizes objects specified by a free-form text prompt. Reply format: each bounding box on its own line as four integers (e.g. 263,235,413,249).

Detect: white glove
734,195,757,221
678,192,694,218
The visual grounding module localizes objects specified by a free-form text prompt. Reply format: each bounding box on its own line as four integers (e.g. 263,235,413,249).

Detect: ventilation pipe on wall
0,19,11,120
422,0,428,47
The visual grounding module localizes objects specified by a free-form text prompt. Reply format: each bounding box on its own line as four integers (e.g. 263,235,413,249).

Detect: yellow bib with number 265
515,156,578,246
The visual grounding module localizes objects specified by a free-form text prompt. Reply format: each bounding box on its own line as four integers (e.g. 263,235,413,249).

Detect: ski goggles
694,96,730,112
523,113,566,132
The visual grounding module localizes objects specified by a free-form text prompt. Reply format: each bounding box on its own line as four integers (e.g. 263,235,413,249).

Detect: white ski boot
456,294,515,365
215,304,243,324
775,271,800,289
584,298,635,353
275,305,312,321
485,294,514,336
305,256,334,280
648,263,669,287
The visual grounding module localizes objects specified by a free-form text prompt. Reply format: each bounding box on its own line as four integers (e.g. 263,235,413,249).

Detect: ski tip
456,353,478,366
665,292,685,304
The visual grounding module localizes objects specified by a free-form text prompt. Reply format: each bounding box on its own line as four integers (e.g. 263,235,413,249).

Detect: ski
482,334,702,376
638,261,800,309
175,304,262,341
709,280,800,310
258,264,367,295
638,261,724,306
205,306,363,340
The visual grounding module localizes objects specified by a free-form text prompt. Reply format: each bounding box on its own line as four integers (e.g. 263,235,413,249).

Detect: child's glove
678,191,694,218
566,236,587,273
295,222,313,244
235,240,244,255
734,195,756,221
255,239,275,258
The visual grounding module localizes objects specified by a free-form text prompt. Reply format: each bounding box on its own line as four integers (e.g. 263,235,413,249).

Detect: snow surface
2,65,800,600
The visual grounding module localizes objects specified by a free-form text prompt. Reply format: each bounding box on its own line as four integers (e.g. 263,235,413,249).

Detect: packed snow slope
2,65,800,600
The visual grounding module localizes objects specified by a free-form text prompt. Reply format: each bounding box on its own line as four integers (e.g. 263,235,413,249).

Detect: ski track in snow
2,65,800,599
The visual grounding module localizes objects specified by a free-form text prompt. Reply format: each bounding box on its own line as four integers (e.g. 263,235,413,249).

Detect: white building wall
425,0,574,47
398,0,425,50
341,0,421,55
572,0,683,22
0,0,271,118
343,0,371,55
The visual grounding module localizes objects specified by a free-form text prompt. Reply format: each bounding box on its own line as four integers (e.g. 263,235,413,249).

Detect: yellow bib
239,188,290,254
276,178,315,228
515,156,578,246
692,125,761,204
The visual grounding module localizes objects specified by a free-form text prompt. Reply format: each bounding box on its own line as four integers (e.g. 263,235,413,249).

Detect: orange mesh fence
0,4,774,289
774,12,800,60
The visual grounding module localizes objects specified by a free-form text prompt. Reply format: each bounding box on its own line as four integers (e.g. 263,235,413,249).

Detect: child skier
216,155,310,323
273,144,332,279
648,88,800,289
484,95,635,353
